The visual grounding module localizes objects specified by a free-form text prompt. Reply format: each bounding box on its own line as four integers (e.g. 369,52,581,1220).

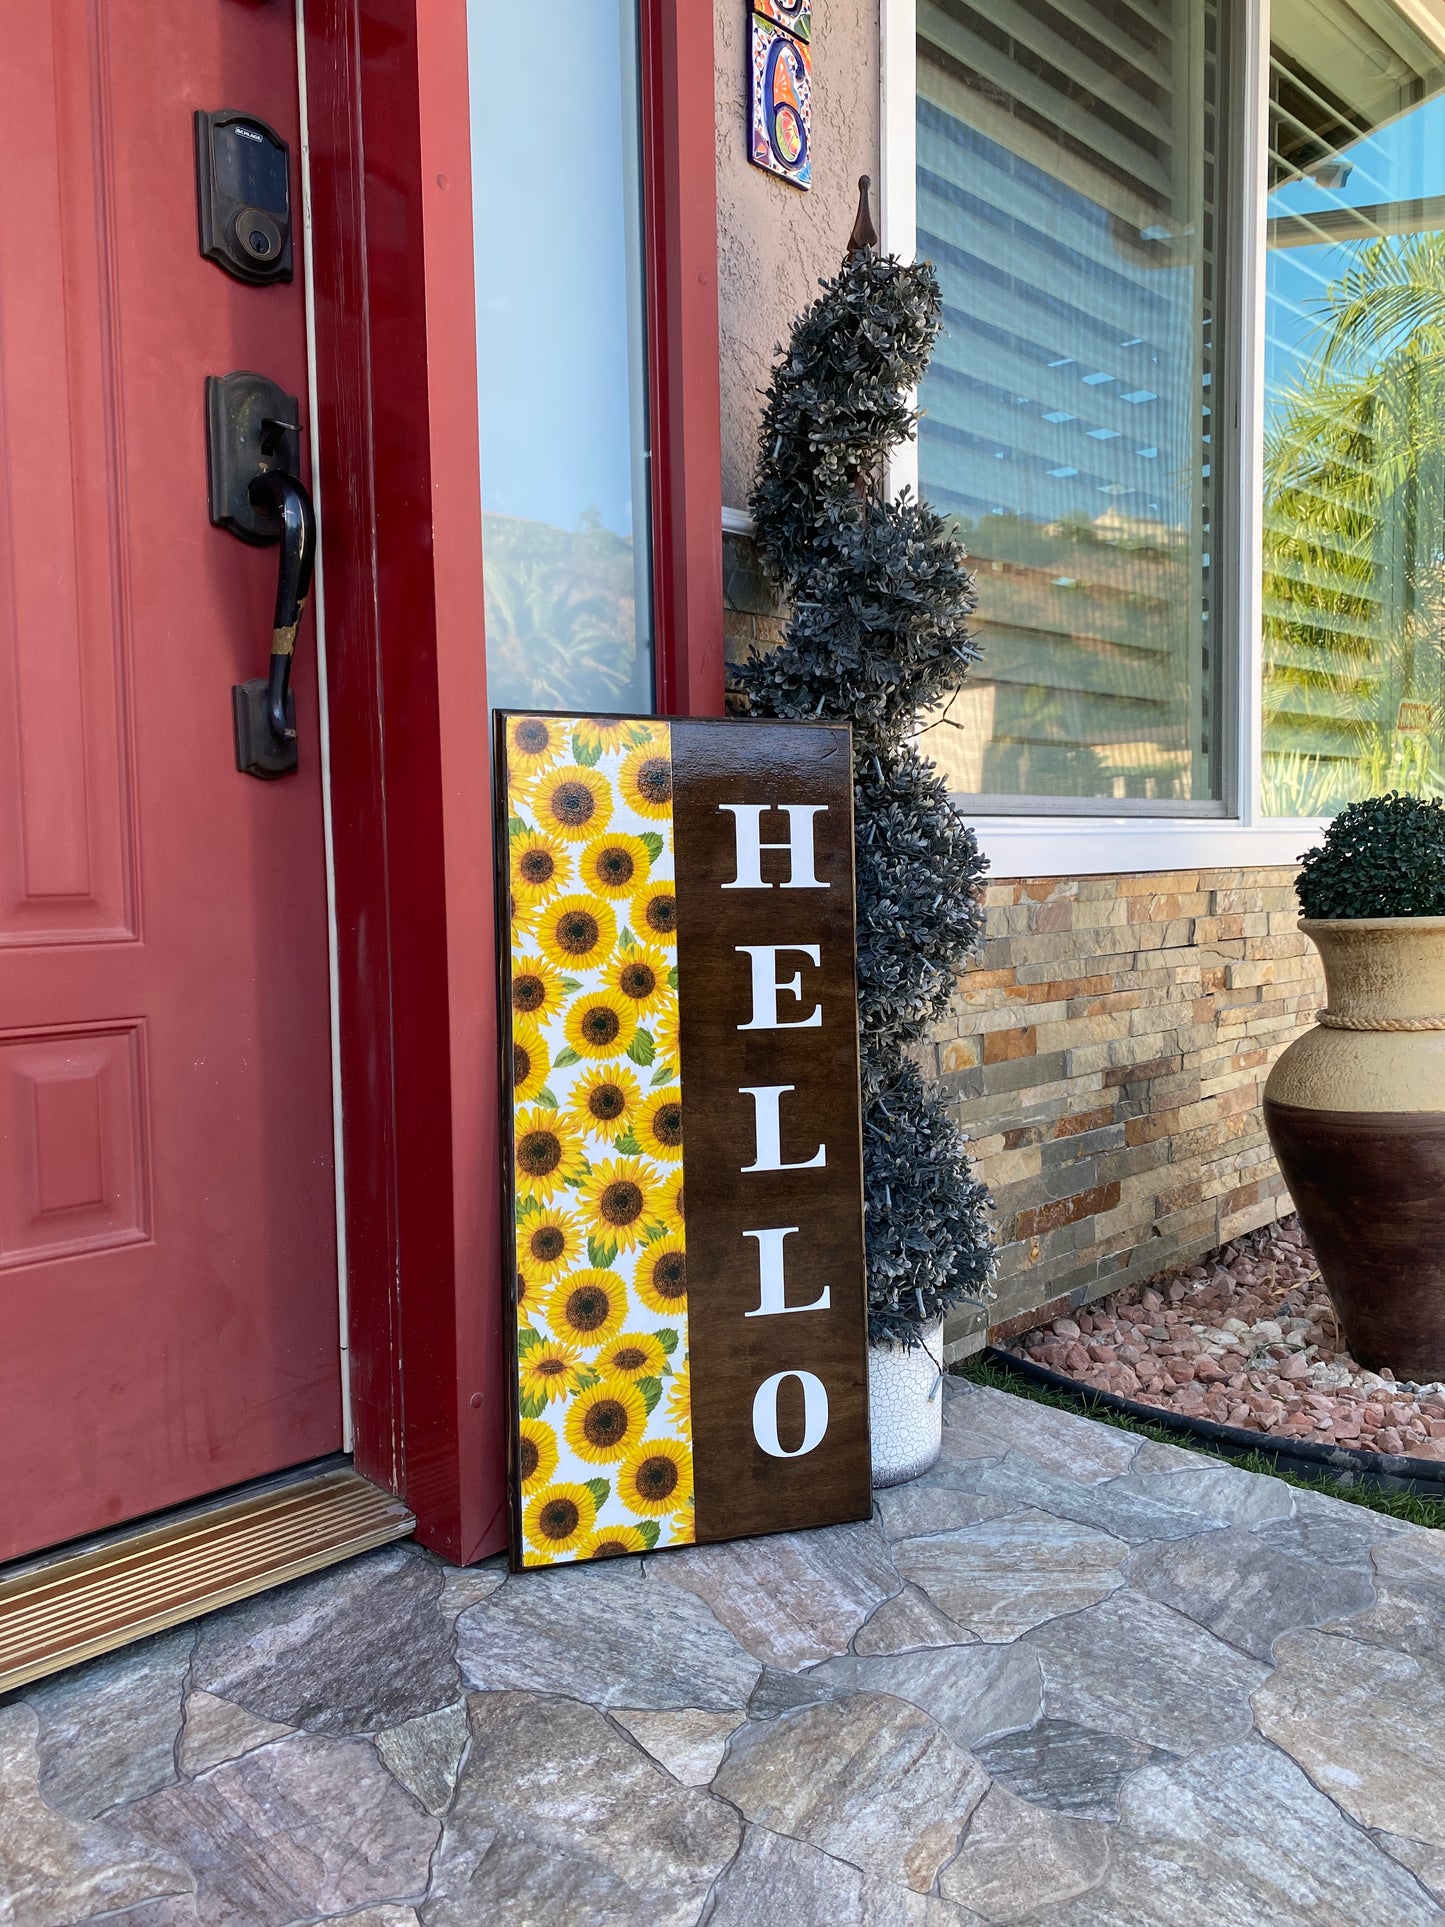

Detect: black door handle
247,468,316,747
205,371,317,779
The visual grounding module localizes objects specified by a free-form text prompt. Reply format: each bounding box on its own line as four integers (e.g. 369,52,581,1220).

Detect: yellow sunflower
619,745,674,819
635,1236,688,1315
654,1168,685,1235
506,713,566,777
523,1482,597,1560
513,1109,587,1202
514,1264,541,1322
579,1523,651,1559
511,954,566,1024
517,1334,583,1404
633,878,678,947
651,1001,681,1069
666,1360,692,1427
515,1203,586,1285
563,988,638,1061
618,1437,693,1517
597,1331,669,1383
607,945,670,1014
564,1376,649,1464
544,1269,626,1349
529,764,612,842
530,895,618,973
563,1063,642,1139
572,717,632,758
516,1415,557,1493
578,1157,667,1252
512,1024,550,1104
578,831,653,901
510,828,572,909
637,1087,683,1162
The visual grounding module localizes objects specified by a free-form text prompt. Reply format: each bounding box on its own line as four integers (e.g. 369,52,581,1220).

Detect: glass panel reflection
1264,0,1445,815
468,0,654,714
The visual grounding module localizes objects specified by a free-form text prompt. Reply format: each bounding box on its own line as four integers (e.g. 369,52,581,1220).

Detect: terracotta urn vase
1264,916,1445,1381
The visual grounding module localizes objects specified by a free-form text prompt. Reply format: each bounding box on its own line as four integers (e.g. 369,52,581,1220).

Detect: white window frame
883,0,1332,877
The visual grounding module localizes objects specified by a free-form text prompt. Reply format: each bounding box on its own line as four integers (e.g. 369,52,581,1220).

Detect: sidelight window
467,0,655,715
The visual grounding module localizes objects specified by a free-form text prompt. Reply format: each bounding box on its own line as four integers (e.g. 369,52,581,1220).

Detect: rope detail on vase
1316,1009,1445,1031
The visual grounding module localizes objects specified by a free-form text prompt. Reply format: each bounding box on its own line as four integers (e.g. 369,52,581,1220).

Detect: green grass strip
955,1353,1445,1533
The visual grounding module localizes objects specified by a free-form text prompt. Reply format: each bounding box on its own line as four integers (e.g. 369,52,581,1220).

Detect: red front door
0,3,341,1560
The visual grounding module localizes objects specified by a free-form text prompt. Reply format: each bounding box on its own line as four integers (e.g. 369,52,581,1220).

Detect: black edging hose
982,1346,1445,1501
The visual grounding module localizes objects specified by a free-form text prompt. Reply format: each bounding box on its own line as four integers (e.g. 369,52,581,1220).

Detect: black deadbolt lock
195,110,293,285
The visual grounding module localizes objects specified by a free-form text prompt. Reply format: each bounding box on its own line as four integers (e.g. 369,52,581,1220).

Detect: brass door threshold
0,1463,415,1694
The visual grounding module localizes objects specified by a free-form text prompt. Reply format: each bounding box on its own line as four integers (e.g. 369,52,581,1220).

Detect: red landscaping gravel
1005,1215,1445,1460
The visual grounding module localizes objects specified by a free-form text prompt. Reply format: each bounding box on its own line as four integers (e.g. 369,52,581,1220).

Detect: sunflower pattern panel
502,714,693,1567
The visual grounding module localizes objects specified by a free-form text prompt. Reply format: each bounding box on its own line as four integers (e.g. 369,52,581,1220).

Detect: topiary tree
1296,791,1445,920
737,181,995,1346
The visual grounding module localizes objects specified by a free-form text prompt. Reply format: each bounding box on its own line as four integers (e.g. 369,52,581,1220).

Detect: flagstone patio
5,1378,1445,1925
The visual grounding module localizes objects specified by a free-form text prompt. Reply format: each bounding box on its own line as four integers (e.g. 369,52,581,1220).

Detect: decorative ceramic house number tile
749,2,812,189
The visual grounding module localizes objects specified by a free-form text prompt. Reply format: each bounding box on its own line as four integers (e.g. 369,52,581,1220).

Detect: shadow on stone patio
4,1378,1445,1924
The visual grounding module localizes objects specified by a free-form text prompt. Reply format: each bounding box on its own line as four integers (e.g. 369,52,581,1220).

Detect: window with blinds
1263,0,1445,815
915,0,1230,808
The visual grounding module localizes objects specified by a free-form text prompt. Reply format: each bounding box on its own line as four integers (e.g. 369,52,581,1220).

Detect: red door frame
301,0,722,1562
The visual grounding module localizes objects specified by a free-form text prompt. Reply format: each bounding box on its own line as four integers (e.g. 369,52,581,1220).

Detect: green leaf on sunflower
516,1195,541,1221
584,1477,611,1507
636,1519,661,1549
613,1130,643,1156
624,723,654,746
574,1366,601,1390
667,967,679,988
554,1045,581,1067
655,1327,679,1355
560,976,583,993
627,1029,655,1066
516,1326,544,1353
588,1235,620,1269
519,1392,546,1420
639,832,664,861
649,1061,673,1085
508,815,528,837
573,736,603,766
535,1086,558,1109
637,1376,663,1414
617,926,636,950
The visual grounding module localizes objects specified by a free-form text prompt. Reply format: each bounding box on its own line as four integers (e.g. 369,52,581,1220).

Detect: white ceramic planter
868,1321,945,1487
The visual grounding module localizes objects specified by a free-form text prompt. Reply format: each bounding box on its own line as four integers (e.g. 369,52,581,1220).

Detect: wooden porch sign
495,713,870,1569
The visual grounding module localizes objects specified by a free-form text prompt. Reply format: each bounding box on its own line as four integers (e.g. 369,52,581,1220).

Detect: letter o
751,1370,830,1458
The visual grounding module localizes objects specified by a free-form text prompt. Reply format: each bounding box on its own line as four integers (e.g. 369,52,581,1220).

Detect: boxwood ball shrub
1296,792,1445,920
738,209,995,1346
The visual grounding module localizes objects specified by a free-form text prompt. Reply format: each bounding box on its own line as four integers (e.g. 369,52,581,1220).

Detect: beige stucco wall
714,0,880,511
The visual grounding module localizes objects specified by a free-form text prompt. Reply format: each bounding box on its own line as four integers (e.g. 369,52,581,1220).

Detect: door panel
0,7,134,945
0,1,341,1559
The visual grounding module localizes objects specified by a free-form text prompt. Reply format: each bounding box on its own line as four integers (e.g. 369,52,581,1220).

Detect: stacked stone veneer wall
932,870,1323,1360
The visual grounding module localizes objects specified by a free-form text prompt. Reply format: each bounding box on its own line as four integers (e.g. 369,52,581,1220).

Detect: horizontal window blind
916,0,1226,805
